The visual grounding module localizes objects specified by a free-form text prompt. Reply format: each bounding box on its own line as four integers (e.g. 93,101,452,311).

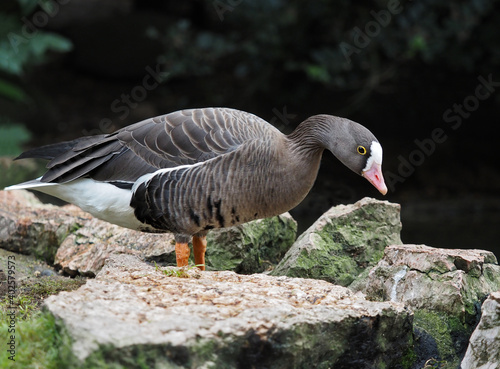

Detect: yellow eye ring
357,145,367,155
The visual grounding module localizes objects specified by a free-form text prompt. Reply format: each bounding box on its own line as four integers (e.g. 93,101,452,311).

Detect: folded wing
17,108,275,185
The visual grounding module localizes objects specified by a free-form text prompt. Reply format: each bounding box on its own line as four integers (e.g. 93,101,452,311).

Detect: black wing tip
13,139,79,162
14,150,51,161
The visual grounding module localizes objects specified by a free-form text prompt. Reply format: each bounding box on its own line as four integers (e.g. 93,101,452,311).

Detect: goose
5,107,387,270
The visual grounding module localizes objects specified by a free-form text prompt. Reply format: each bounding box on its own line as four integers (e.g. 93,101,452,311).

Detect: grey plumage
7,107,387,246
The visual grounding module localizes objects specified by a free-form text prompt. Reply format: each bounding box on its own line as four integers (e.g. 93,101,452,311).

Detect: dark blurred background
1,0,499,258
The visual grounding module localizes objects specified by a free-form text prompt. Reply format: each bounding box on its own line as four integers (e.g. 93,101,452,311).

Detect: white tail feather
4,177,57,191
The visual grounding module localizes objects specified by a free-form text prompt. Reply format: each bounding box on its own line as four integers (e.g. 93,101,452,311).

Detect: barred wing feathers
18,108,278,185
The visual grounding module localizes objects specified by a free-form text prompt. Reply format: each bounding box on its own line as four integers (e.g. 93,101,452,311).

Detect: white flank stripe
132,161,206,194
7,158,217,231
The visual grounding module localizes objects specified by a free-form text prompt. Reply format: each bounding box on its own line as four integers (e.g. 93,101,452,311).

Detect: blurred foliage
0,120,31,156
148,0,500,108
0,0,72,102
0,0,497,137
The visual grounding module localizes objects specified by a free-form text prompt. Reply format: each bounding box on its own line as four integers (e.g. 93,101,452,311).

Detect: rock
206,213,297,273
272,197,402,286
55,217,175,277
461,291,500,369
1,190,297,276
0,248,86,315
0,190,81,263
0,189,170,275
44,254,414,368
54,209,295,277
351,244,500,368
352,244,500,318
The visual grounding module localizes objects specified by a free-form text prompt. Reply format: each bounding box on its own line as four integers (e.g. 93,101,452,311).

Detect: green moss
73,336,227,369
155,263,201,278
283,227,366,285
413,310,470,368
400,347,417,369
0,249,85,368
56,222,84,245
414,310,452,356
0,310,74,369
207,214,297,273
1,277,85,321
285,239,358,285
274,200,402,285
461,268,500,321
190,338,217,360
74,344,183,369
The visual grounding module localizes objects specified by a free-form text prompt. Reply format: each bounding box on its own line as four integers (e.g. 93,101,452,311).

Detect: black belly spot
207,195,213,214
214,199,225,227
189,209,200,227
254,212,258,218
204,225,214,231
231,207,240,224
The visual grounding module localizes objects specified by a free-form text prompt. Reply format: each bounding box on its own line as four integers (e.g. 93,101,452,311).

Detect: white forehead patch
363,141,383,172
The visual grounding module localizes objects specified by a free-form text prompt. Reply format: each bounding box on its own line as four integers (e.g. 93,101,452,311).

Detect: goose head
289,115,388,195
326,117,388,195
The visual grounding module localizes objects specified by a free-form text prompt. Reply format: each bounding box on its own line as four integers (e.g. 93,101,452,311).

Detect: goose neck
286,115,335,158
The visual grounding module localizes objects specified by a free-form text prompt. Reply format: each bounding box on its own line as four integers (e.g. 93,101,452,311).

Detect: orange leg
192,235,207,271
175,242,190,267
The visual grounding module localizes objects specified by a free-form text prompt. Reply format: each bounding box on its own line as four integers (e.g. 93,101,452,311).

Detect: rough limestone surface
0,189,172,275
44,254,414,369
206,212,297,273
55,217,175,277
0,247,85,301
0,190,81,262
351,244,500,368
0,190,296,276
272,197,402,286
461,291,500,369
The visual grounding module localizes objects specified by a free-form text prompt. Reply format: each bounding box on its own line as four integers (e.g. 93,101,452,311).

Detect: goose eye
357,145,367,155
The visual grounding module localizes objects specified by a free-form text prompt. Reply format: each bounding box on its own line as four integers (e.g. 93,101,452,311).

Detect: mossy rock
412,309,474,369
272,197,402,285
206,212,297,273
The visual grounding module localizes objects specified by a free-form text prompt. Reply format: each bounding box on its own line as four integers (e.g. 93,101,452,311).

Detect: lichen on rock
461,291,500,369
206,212,297,273
0,190,296,276
272,197,402,286
44,254,414,369
351,244,500,368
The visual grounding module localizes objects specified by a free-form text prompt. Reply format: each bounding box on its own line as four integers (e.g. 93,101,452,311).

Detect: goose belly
30,178,150,231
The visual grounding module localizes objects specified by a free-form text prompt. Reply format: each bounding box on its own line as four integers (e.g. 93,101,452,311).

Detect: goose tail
4,177,56,191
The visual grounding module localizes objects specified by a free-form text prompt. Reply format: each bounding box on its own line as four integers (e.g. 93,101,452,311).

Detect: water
401,197,500,259
291,178,500,261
